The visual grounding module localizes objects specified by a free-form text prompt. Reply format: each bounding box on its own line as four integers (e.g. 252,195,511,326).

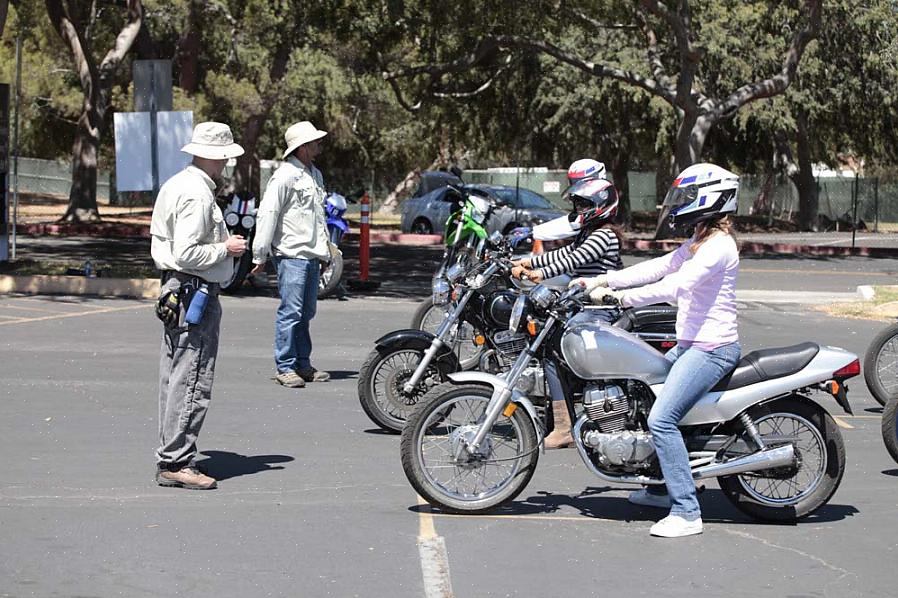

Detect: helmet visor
662,184,697,210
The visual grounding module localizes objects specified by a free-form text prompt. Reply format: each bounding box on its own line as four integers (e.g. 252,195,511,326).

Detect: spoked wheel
400,383,539,513
719,397,845,522
411,299,482,370
864,323,898,406
882,397,898,465
357,348,443,433
318,243,343,299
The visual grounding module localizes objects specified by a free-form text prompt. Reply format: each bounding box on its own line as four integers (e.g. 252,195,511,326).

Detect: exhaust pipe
692,444,795,480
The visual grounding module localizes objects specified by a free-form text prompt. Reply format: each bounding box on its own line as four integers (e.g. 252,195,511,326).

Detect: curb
0,275,159,299
625,239,898,257
857,285,876,300
19,222,151,238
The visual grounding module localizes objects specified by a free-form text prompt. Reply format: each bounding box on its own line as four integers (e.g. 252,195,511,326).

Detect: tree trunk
233,113,265,198
794,110,818,231
61,101,103,222
177,0,203,94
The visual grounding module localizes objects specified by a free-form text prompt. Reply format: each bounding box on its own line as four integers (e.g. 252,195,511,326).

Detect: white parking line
416,495,454,598
833,417,855,429
0,303,151,326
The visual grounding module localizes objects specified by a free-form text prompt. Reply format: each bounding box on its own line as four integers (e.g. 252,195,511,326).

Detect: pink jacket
606,233,739,345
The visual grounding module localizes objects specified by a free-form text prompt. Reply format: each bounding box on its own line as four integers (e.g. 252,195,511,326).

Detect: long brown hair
691,215,736,254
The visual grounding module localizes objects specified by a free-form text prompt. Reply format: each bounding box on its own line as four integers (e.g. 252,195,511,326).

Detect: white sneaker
628,489,671,509
650,515,703,538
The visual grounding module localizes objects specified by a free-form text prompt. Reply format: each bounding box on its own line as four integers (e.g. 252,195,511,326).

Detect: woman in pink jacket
574,163,742,538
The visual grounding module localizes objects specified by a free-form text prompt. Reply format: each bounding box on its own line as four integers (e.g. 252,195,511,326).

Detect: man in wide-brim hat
252,121,332,388
150,121,248,489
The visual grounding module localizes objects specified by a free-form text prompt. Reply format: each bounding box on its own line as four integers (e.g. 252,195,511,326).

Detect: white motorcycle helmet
566,158,606,186
663,163,739,228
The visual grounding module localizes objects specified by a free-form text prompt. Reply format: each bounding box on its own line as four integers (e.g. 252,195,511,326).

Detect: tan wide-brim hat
181,121,245,160
282,121,328,159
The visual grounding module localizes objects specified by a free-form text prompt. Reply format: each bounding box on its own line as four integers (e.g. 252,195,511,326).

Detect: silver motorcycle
401,284,860,522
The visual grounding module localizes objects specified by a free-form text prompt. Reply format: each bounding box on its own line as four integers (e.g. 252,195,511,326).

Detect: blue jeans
647,342,741,520
274,257,320,373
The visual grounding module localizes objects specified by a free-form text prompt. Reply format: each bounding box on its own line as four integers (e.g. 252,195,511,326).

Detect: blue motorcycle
319,191,356,298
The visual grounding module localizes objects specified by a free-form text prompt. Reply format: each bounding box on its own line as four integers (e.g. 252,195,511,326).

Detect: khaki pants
156,277,222,470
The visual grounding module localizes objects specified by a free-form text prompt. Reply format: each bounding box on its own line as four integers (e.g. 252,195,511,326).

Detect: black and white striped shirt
531,228,622,279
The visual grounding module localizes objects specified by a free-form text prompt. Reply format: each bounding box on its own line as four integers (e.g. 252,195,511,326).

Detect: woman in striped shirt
511,177,624,449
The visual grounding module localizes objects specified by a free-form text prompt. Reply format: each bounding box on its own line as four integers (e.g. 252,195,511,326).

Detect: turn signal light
527,320,538,336
833,359,861,379
451,289,460,301
824,380,840,396
474,334,486,346
503,403,518,417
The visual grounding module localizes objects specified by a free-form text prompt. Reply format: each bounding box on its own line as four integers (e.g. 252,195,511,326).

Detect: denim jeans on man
646,342,741,520
274,256,320,373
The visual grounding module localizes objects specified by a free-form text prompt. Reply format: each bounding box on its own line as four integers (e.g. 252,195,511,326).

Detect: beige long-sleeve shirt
150,165,234,284
252,157,330,264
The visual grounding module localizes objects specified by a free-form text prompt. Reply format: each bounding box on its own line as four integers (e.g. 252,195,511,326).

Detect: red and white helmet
567,159,607,186
566,178,619,230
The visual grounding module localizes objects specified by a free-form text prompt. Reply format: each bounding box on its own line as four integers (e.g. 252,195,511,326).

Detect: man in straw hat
150,121,247,489
251,121,332,388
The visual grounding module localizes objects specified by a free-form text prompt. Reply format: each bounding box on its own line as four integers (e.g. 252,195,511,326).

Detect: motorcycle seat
711,342,820,391
613,304,677,332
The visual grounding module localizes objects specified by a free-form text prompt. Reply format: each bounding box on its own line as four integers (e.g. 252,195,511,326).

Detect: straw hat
282,121,328,159
180,122,245,160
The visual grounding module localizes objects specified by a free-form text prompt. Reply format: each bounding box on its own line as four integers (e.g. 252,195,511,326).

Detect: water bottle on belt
185,283,210,325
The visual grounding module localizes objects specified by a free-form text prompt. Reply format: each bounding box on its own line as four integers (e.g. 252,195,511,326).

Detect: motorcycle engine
581,383,656,469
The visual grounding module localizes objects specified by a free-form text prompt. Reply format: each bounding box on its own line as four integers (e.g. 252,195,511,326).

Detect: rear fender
447,371,543,442
374,329,460,373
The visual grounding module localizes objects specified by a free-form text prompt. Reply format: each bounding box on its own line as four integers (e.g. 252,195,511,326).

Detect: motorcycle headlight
508,294,532,332
432,278,451,305
529,284,556,309
241,214,255,229
225,212,240,227
446,263,466,284
488,231,504,247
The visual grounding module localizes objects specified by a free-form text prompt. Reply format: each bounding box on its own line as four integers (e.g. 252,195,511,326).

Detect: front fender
447,371,543,442
374,329,460,373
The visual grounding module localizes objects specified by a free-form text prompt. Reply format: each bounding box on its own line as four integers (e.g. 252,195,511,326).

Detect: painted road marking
416,495,454,598
741,267,895,277
833,417,855,429
0,303,151,326
0,302,76,314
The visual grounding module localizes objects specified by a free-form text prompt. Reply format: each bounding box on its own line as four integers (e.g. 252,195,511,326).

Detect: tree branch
98,0,143,79
45,0,95,94
637,13,670,88
718,0,822,117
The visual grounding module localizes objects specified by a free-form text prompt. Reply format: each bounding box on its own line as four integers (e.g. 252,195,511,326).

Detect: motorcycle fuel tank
561,314,671,384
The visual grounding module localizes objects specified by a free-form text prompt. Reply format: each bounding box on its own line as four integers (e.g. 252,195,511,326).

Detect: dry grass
818,286,898,320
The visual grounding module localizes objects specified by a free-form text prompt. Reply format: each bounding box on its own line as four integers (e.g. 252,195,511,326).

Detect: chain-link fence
12,157,114,202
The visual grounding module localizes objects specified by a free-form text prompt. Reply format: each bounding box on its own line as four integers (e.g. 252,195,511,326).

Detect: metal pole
874,176,879,233
851,173,859,250
11,30,22,260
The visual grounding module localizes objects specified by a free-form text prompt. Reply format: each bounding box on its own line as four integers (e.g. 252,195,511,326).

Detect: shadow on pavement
410,487,860,525
326,369,358,380
196,450,294,481
882,469,898,477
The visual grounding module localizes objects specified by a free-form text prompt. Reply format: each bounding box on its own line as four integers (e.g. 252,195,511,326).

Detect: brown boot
544,401,574,449
156,466,218,490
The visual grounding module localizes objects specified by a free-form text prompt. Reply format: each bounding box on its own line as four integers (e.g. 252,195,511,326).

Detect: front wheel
411,298,482,370
357,346,444,433
864,323,898,406
318,243,343,298
401,383,539,513
718,397,845,522
882,397,898,465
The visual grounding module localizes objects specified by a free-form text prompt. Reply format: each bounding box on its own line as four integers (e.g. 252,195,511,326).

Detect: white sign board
156,111,193,186
543,180,561,193
114,110,194,192
114,112,153,192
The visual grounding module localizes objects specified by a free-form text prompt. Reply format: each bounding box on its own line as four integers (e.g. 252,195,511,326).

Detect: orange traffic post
359,191,370,281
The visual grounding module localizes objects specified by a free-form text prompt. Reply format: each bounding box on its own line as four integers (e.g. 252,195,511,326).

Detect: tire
357,345,444,433
882,397,898,465
411,298,482,370
718,396,846,522
863,323,898,406
220,251,253,295
400,382,539,513
318,243,343,299
411,218,433,235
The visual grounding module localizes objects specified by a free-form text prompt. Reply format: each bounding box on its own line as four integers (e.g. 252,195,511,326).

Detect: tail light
833,359,860,380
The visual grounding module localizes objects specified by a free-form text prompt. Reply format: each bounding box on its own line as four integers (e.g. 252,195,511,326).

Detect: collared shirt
252,156,330,264
150,165,233,284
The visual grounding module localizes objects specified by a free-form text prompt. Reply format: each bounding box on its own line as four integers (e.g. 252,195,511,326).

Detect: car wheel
412,218,433,235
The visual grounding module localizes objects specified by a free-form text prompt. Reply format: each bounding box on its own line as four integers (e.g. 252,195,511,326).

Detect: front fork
467,316,558,451
402,289,475,393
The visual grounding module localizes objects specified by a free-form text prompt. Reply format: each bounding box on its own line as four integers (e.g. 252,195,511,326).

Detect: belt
160,270,221,295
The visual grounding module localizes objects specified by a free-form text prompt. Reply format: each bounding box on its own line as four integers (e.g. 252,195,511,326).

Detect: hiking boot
156,466,217,490
544,400,574,449
275,371,306,387
296,367,330,382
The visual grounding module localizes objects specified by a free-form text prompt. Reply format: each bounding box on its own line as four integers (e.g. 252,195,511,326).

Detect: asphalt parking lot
0,291,895,597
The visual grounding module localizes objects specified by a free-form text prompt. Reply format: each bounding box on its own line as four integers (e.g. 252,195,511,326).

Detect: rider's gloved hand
568,274,608,291
589,287,627,306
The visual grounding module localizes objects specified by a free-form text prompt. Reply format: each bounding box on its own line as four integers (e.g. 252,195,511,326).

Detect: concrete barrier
0,275,159,299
